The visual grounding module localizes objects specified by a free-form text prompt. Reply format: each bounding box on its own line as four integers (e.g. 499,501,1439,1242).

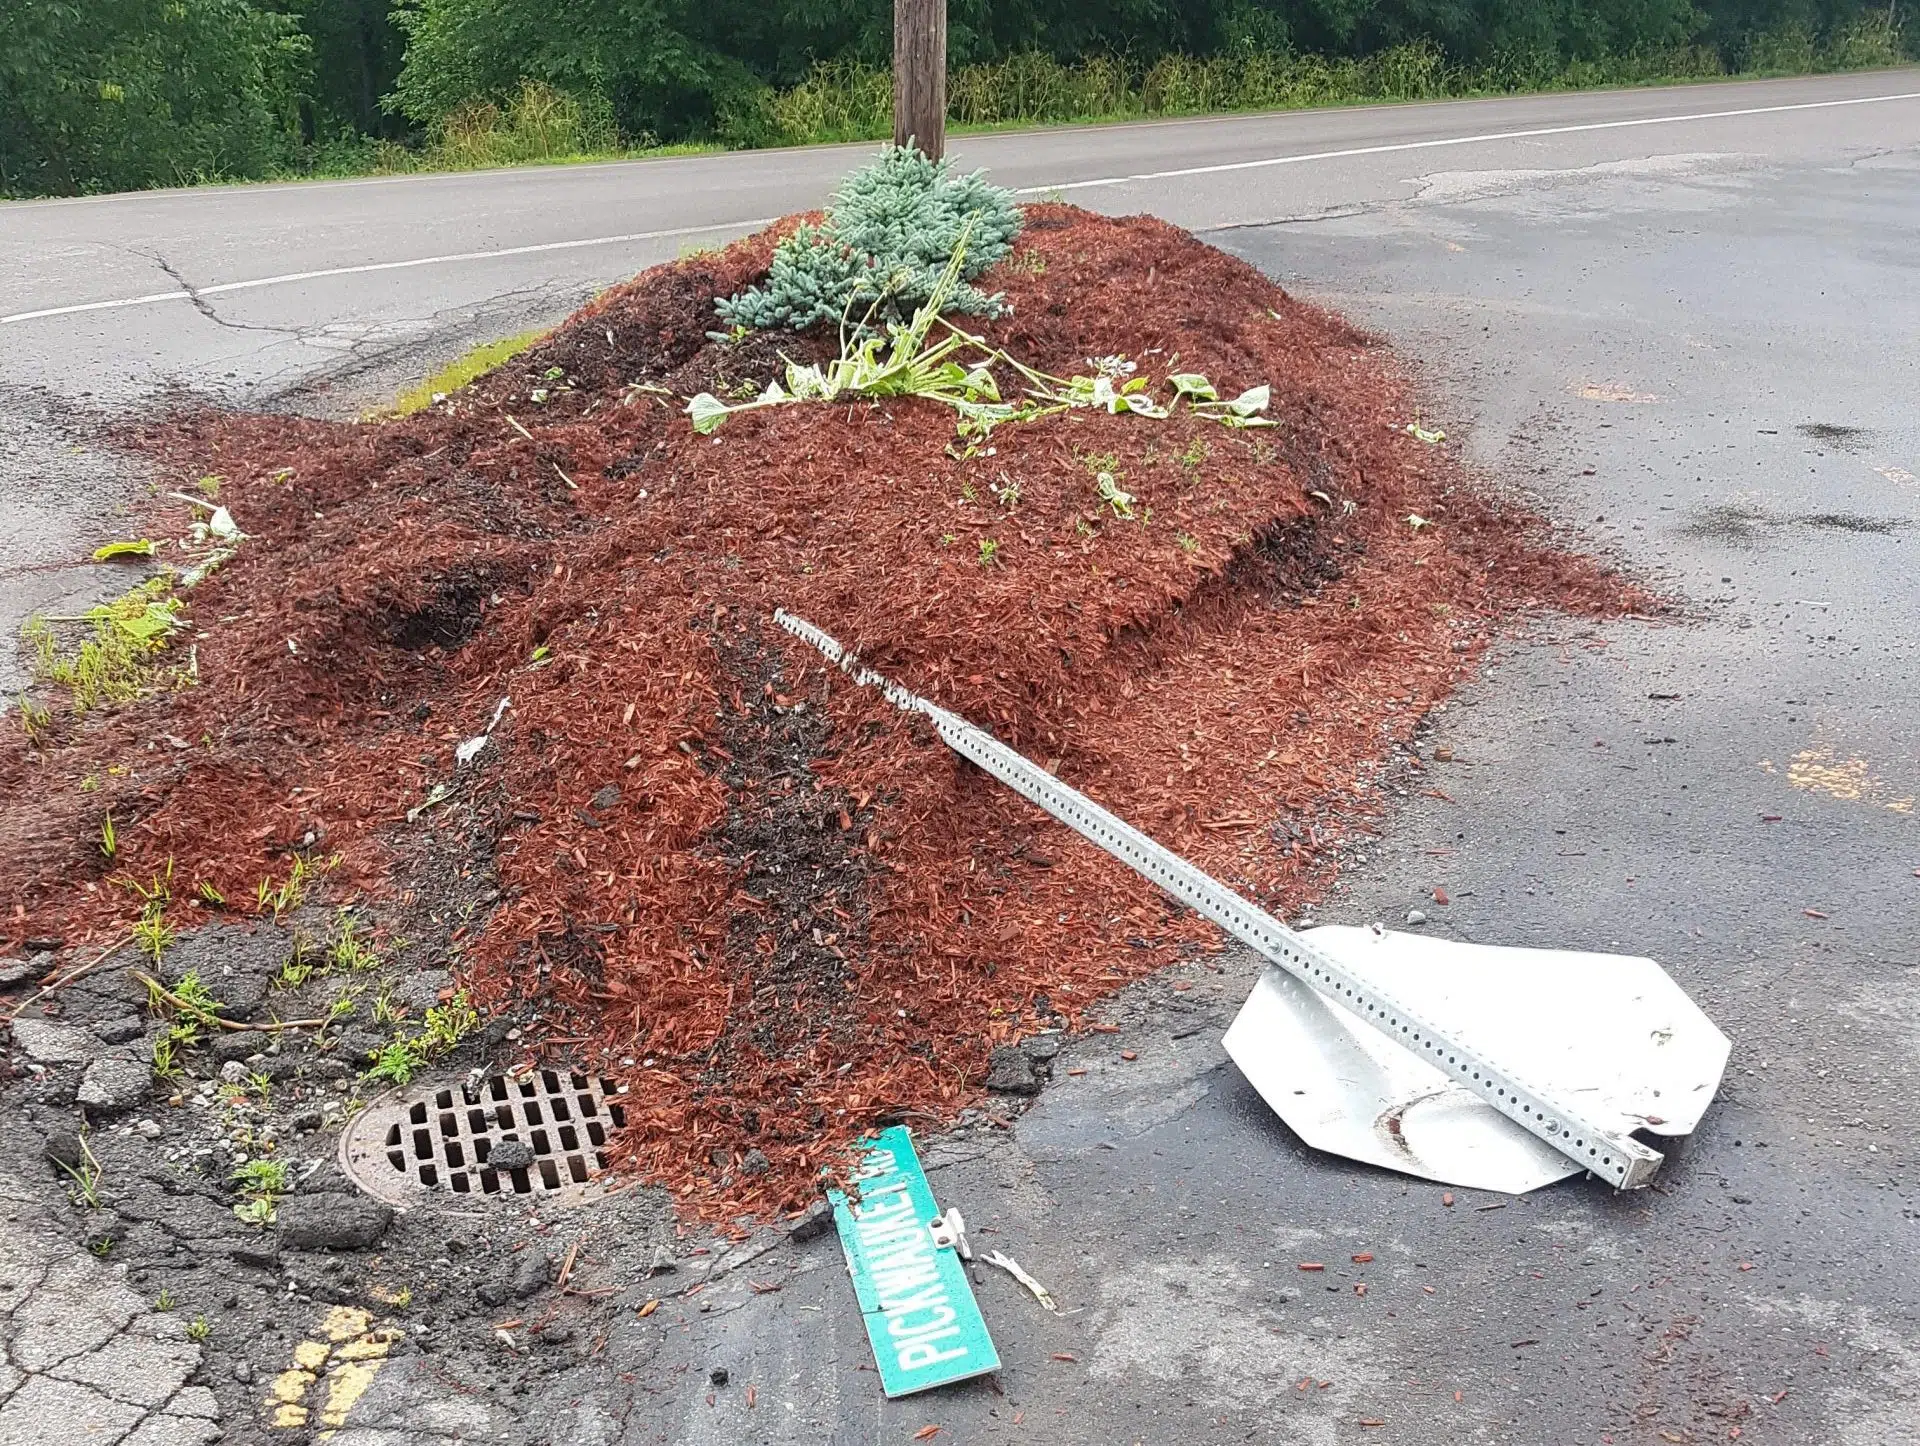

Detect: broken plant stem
128,970,329,1032
5,940,127,1021
981,1250,1058,1311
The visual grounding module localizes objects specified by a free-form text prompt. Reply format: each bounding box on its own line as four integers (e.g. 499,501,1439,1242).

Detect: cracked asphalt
3,71,1919,1445
0,1167,219,1446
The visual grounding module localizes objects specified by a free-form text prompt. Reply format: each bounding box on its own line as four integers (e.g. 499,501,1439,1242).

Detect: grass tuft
387,330,546,417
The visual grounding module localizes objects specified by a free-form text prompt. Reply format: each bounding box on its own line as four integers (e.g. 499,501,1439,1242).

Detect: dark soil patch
1,204,1639,1220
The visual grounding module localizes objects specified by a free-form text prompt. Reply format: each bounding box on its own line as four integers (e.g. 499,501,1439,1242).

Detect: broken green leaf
686,393,732,435
406,782,452,823
92,539,159,561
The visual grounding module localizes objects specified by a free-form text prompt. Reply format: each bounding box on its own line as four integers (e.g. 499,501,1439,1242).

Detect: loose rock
43,1130,85,1174
512,1252,552,1299
1405,909,1428,927
331,1027,384,1066
741,1147,770,1176
275,1195,394,1251
488,1139,535,1172
212,1031,268,1066
92,1016,144,1046
77,1057,154,1114
219,974,271,1022
984,1045,1041,1095
1021,1034,1063,1064
395,970,453,1015
12,1019,94,1065
0,956,42,988
787,1200,834,1244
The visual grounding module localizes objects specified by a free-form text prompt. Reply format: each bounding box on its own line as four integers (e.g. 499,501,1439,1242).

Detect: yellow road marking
1769,746,1916,813
268,1368,315,1404
264,1304,399,1437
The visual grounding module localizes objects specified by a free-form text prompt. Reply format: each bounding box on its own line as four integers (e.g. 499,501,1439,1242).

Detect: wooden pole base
893,0,947,160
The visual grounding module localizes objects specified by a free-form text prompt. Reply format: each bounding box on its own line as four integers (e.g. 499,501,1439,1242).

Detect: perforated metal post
774,608,1664,1189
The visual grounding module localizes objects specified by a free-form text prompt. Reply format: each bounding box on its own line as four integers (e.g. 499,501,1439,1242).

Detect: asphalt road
4,70,1919,1445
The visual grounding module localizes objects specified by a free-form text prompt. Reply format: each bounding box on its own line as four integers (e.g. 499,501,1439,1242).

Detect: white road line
1011,87,1920,193
6,86,1917,327
0,218,777,325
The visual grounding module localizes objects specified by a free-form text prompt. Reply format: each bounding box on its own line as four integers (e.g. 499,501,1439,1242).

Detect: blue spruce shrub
716,146,1023,333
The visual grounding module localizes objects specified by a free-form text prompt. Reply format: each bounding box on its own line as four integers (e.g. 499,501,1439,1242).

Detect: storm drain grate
341,1072,628,1206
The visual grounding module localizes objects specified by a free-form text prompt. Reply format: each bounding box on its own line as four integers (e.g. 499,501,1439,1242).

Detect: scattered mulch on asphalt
0,204,1639,1219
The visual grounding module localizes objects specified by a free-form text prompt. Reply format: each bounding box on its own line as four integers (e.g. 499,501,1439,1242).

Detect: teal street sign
829,1125,1000,1397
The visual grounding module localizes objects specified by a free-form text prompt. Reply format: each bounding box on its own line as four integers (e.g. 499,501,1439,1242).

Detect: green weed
978,538,1000,567
362,990,480,1087
329,913,380,972
155,1289,177,1312
1176,532,1200,553
54,1132,103,1209
273,955,315,990
372,982,403,1027
131,902,174,965
152,1023,196,1080
99,812,116,860
26,577,185,713
751,28,1903,150
15,695,51,743
232,1158,289,1196
364,1039,425,1087
187,1317,211,1342
230,1156,287,1226
172,972,221,1018
419,993,480,1053
1083,453,1136,520
256,853,328,920
145,970,222,1074
326,987,359,1027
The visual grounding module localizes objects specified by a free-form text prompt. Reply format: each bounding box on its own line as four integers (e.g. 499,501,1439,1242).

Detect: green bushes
738,20,1905,149
716,146,1022,333
0,0,307,196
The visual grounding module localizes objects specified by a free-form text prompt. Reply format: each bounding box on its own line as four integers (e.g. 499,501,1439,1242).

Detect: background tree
1,0,307,196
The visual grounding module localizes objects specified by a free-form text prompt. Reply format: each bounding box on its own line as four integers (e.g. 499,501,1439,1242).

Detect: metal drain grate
340,1072,628,1207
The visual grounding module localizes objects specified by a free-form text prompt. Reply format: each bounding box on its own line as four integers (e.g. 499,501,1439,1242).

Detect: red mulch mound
0,206,1634,1219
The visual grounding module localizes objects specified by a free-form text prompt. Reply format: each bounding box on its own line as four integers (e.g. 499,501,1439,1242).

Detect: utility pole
893,0,947,160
